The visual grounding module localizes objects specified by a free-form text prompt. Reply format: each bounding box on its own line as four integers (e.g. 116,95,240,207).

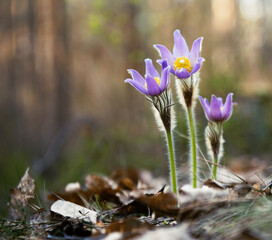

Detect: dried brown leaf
106,217,153,238
48,190,92,206
138,191,179,218
111,168,141,186
48,175,120,206
85,174,120,203
115,187,178,218
116,199,150,216
203,179,234,189
118,177,135,191
232,183,252,197
9,167,35,220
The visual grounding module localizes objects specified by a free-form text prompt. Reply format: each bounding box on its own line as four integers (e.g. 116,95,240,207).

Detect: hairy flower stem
205,122,223,180
166,130,177,194
212,155,218,180
187,106,197,188
149,91,178,195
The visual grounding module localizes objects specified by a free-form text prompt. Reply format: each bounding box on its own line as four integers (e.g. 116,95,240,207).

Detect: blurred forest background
1,0,272,215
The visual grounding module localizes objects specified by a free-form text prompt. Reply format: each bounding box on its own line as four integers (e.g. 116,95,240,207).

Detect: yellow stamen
145,77,160,89
220,107,223,111
173,57,192,72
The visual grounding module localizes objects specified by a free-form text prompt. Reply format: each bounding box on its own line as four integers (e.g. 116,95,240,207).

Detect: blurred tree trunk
53,0,71,129
0,0,72,156
6,0,22,147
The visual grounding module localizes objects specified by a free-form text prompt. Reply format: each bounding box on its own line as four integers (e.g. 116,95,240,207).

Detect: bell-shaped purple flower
199,93,234,123
154,29,205,79
125,59,170,96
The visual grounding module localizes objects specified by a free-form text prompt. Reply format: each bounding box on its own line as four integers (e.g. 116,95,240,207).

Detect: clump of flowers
199,93,234,179
125,28,236,193
155,30,204,188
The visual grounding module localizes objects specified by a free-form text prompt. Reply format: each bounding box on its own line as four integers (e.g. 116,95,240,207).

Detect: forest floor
1,162,272,240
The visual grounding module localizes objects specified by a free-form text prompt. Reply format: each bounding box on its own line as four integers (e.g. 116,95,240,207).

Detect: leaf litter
2,166,272,240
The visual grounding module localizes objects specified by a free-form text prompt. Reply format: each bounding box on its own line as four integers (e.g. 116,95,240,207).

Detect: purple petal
146,75,162,96
125,78,148,95
204,98,210,107
156,59,171,70
190,57,205,75
157,59,175,75
160,66,170,91
173,29,189,58
222,93,233,121
144,58,159,78
175,68,190,79
170,67,176,75
161,59,169,71
217,97,223,107
189,37,203,66
210,95,223,121
199,96,211,121
127,69,145,85
154,44,174,66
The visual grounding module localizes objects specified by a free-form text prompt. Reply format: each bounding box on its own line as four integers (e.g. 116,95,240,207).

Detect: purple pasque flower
199,93,234,123
154,29,204,79
125,59,170,96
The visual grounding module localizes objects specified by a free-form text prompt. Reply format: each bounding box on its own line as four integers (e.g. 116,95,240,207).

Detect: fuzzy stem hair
205,123,224,180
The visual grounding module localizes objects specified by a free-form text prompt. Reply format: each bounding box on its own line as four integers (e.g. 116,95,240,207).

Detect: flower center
173,57,192,72
145,77,160,89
